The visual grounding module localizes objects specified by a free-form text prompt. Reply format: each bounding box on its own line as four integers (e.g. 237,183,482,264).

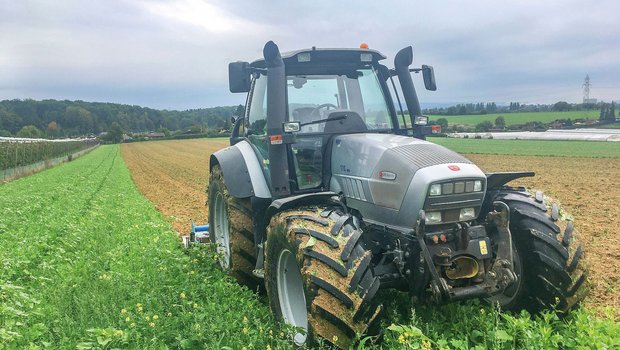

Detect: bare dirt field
121,139,228,234
121,139,620,312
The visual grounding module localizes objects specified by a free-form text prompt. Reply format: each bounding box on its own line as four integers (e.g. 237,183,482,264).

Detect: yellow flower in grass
266,346,271,350
146,315,150,321
193,303,198,309
153,315,159,320
125,316,130,322
120,308,127,314
180,292,186,299
332,335,338,344
115,330,124,336
398,334,405,344
149,322,155,328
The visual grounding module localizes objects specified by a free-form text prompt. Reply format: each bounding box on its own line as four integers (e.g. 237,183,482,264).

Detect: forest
0,99,240,138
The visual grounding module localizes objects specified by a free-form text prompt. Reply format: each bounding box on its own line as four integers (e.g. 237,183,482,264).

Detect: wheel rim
277,249,308,345
213,192,230,269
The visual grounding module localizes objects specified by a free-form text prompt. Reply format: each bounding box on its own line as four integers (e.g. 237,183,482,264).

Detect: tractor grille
390,144,472,169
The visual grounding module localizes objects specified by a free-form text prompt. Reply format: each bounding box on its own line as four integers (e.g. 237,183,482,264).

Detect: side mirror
229,62,251,93
422,65,437,91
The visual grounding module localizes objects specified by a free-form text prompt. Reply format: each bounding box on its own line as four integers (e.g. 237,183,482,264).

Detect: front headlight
426,211,442,224
474,180,483,192
429,184,442,196
459,207,476,221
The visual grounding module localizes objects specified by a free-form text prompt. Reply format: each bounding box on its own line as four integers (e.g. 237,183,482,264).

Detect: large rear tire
488,189,589,313
265,207,381,349
208,165,259,288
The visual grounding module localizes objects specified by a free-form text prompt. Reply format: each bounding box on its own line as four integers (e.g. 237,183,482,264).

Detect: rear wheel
488,189,589,313
265,207,381,349
208,165,259,288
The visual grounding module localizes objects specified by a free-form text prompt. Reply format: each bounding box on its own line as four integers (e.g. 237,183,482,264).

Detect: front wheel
488,189,589,313
207,165,258,288
265,207,381,349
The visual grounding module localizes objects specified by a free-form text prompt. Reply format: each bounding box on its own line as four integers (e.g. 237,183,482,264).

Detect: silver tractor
207,41,588,348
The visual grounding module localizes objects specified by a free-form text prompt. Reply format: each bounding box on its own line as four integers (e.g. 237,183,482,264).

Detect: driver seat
323,111,367,134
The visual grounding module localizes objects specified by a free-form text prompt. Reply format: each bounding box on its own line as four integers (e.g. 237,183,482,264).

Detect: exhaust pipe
394,46,422,119
263,41,290,197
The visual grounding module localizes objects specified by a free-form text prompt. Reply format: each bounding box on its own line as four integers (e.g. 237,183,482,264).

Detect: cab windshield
286,68,393,133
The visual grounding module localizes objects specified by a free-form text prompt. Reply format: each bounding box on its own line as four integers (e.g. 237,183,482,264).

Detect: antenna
582,75,591,103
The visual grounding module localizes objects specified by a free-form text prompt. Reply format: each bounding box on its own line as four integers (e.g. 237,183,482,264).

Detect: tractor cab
229,42,439,197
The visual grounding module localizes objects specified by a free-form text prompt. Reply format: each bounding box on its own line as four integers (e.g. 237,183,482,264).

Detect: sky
1,0,619,110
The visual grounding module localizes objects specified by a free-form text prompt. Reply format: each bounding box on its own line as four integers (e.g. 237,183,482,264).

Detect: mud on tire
208,165,259,289
488,188,589,313
265,207,381,349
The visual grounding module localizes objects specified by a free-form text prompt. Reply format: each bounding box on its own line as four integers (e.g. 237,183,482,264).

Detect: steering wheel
310,103,338,117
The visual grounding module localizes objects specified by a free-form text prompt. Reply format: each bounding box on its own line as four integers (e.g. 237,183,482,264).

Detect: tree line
0,99,242,138
422,101,603,116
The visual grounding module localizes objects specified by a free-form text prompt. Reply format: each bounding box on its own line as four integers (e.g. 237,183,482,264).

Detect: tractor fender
210,140,271,199
485,172,535,189
265,191,340,220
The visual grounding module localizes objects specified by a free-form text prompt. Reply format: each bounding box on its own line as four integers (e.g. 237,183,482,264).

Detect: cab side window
248,74,267,135
246,74,270,177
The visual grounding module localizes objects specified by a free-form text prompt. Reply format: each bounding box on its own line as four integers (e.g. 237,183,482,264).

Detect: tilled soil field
121,139,620,312
121,139,227,234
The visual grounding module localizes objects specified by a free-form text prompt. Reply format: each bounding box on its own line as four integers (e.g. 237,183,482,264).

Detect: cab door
245,73,271,185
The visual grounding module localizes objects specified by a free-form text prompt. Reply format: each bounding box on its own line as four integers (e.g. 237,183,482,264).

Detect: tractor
206,41,588,348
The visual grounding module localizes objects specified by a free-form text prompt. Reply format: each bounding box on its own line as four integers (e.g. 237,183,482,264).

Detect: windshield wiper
300,114,347,127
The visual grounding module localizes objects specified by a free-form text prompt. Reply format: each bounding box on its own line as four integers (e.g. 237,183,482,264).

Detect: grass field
430,137,620,157
429,110,600,126
0,145,291,349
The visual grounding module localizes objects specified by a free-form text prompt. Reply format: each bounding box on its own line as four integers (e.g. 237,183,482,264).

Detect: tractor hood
329,134,486,229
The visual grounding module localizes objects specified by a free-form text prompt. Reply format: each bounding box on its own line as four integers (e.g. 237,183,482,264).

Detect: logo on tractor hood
448,165,460,171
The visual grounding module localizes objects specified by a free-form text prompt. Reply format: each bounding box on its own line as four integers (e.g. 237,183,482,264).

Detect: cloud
0,0,618,109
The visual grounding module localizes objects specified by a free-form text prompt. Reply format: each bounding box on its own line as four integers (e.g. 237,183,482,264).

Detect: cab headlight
414,116,429,125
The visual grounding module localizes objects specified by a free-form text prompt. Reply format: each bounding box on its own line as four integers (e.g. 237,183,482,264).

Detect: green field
431,138,620,157
1,145,618,349
0,146,289,349
429,111,600,126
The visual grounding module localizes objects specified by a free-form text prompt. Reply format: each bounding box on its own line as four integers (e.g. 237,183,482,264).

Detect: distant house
146,132,166,139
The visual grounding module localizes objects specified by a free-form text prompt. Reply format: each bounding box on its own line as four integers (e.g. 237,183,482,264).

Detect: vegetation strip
430,138,620,157
0,145,293,349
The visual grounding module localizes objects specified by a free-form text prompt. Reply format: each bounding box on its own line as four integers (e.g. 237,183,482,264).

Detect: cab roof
250,47,387,69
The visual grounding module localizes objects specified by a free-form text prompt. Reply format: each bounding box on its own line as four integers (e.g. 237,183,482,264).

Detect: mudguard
209,140,271,199
485,172,535,189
